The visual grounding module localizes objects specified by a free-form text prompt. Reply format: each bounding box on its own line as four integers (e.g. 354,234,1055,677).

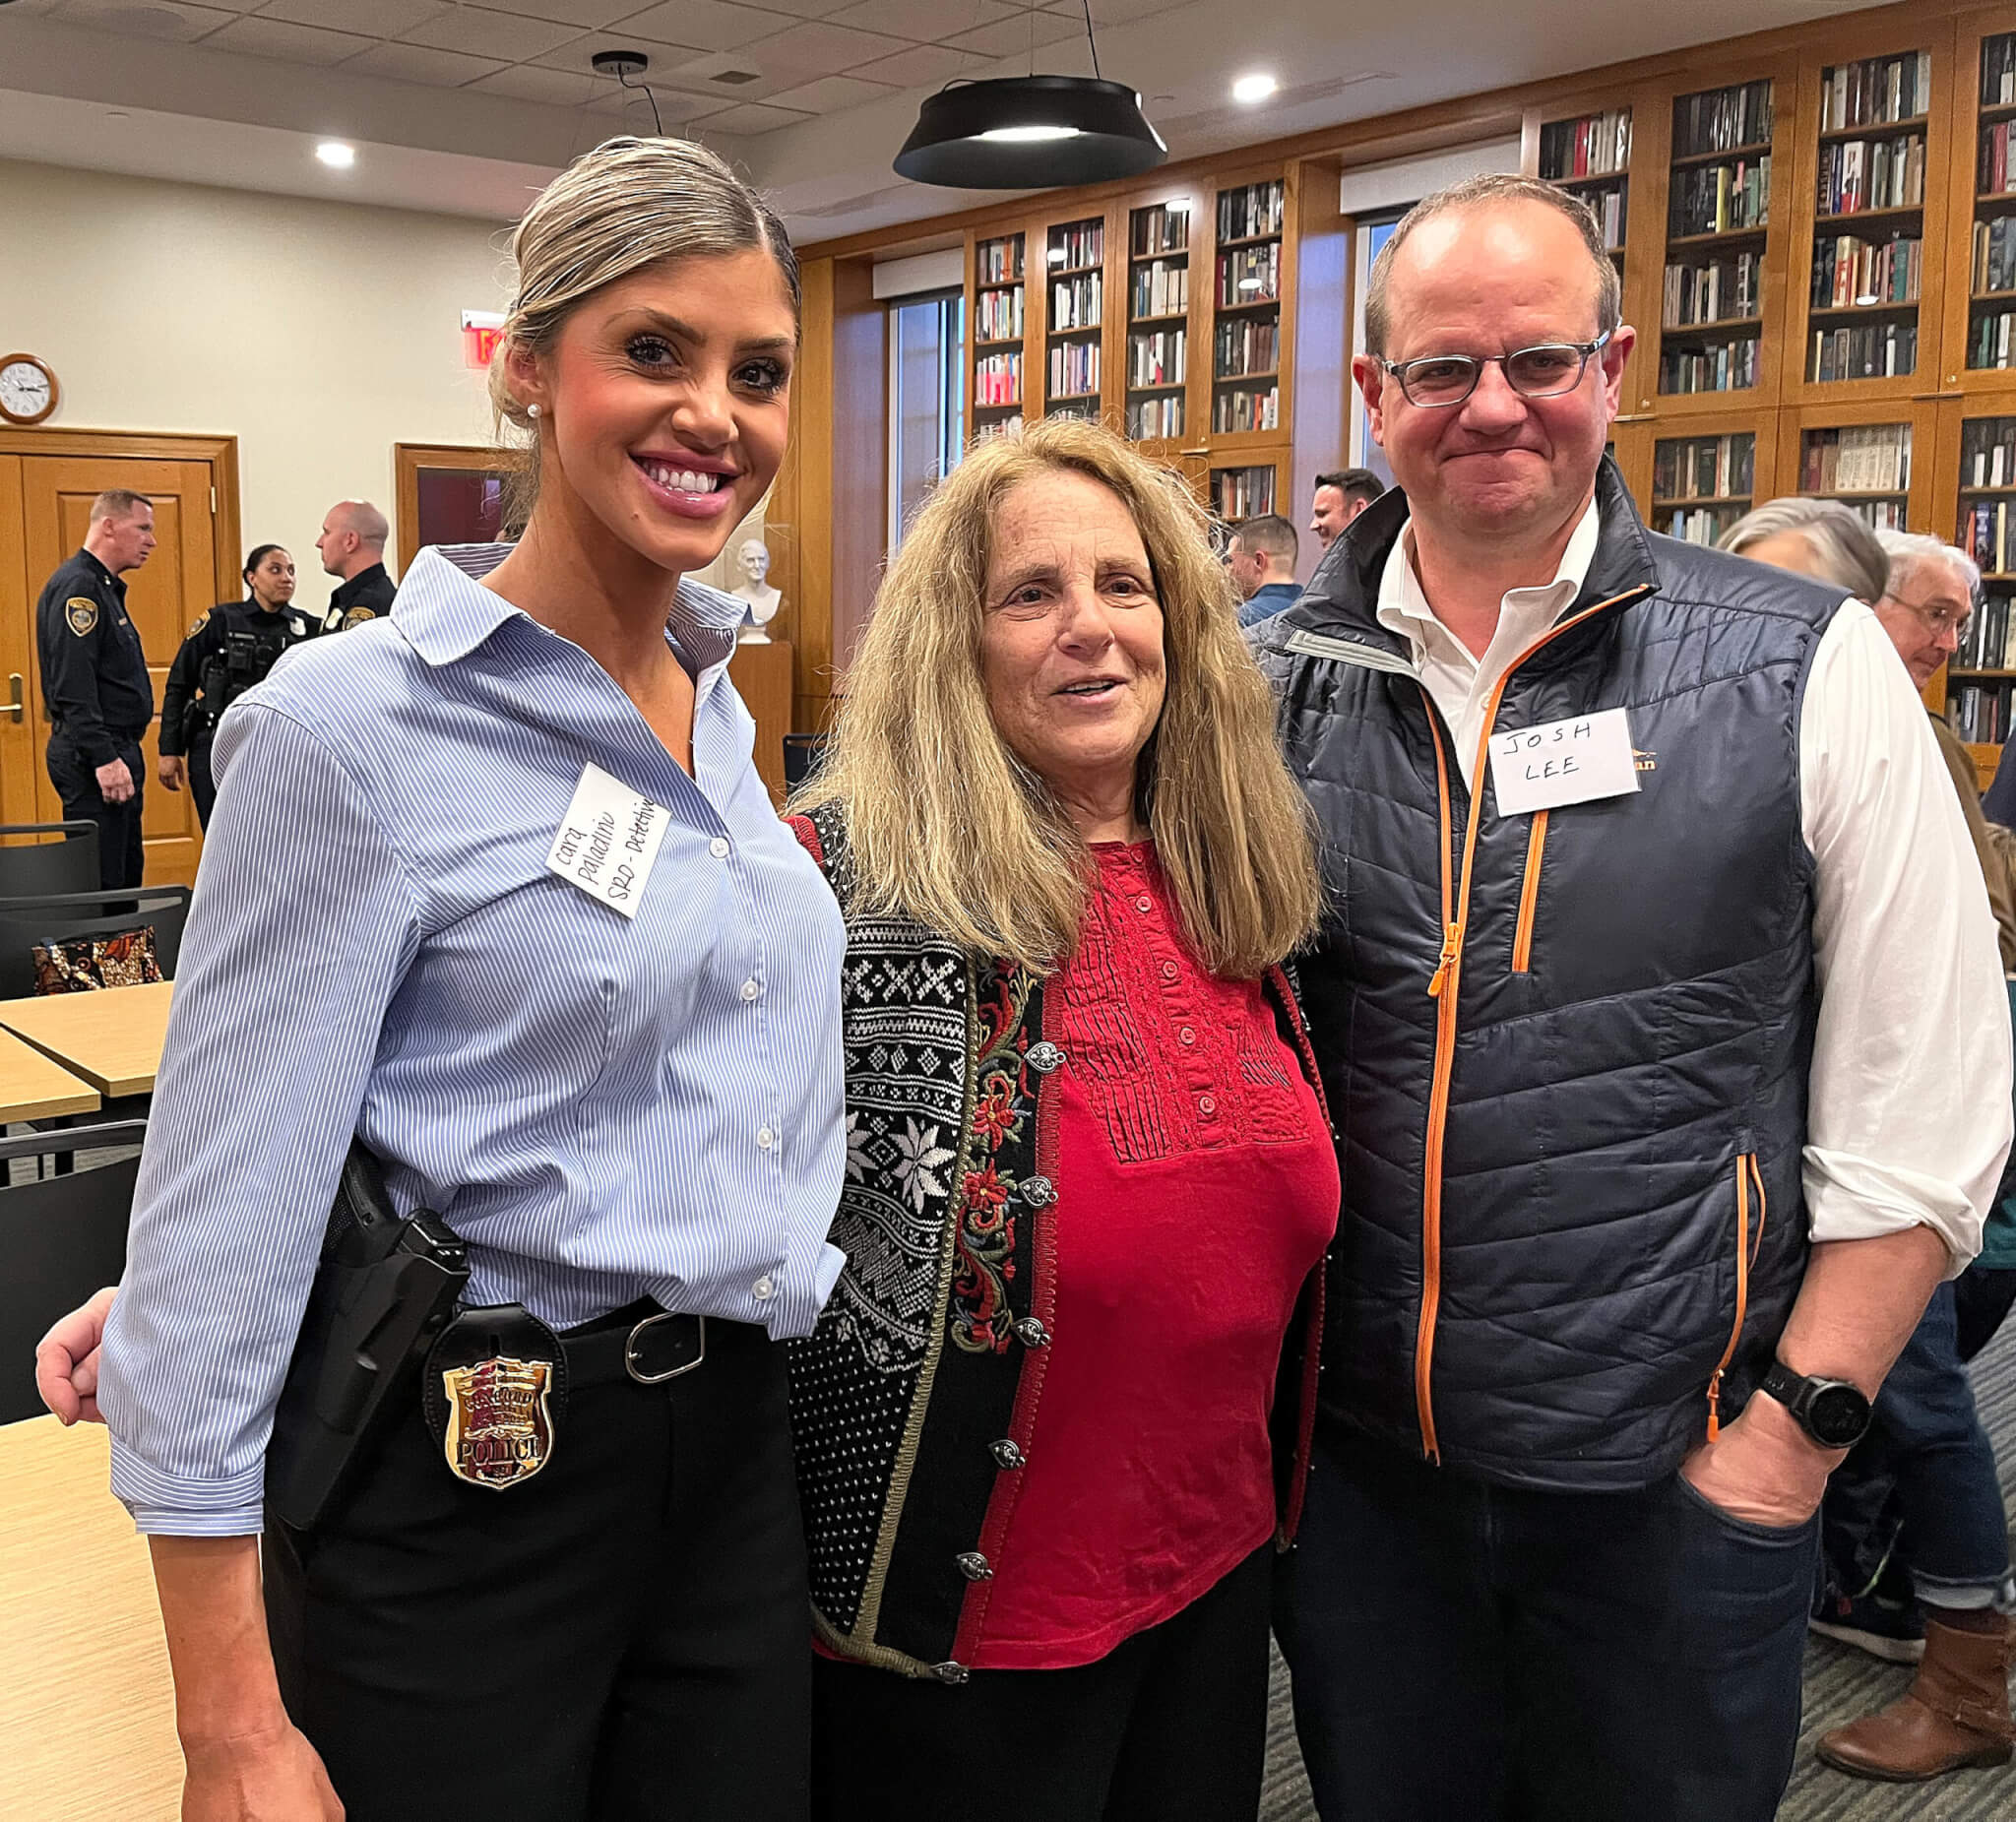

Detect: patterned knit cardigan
786,802,1328,1685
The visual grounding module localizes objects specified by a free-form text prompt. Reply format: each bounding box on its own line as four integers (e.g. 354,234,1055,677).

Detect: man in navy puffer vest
1254,175,2013,1822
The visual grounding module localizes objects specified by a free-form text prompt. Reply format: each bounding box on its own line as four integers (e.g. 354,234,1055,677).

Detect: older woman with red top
788,416,1334,1821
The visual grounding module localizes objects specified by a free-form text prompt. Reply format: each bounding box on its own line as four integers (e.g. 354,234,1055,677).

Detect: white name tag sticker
1488,707,1641,817
546,763,669,918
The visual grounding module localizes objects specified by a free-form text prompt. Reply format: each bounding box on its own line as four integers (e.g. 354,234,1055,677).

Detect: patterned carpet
1258,1319,2016,1821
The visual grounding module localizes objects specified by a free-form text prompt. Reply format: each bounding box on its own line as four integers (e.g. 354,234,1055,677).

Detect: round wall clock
0,353,59,426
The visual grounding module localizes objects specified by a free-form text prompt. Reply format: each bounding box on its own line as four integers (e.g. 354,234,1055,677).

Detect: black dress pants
811,1543,1274,1822
1275,1423,1816,1822
189,738,218,829
45,729,144,888
264,1317,810,1822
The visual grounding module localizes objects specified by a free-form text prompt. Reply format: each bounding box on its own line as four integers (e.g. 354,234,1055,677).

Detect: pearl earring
527,403,540,419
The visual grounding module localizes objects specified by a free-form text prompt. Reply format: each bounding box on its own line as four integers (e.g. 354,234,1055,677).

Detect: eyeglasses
1887,593,1974,647
1376,331,1613,408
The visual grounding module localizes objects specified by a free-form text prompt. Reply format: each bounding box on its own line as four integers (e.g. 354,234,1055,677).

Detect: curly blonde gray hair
793,418,1323,978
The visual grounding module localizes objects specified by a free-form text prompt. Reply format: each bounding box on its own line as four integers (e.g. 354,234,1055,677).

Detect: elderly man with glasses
1251,173,2012,1821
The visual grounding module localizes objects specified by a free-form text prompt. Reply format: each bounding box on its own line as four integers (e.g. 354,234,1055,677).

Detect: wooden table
0,1416,181,1818
0,1026,100,1122
0,979,174,1099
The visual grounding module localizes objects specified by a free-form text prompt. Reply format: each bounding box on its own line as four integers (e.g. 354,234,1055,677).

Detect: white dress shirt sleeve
1799,598,2013,1273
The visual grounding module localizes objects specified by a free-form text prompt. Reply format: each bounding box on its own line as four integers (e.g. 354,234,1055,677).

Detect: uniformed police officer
35,488,157,889
313,499,396,633
159,544,316,828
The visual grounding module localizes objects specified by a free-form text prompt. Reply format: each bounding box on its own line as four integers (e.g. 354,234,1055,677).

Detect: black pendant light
893,4,1166,190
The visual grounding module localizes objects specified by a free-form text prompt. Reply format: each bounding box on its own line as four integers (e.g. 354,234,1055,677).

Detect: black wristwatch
1757,1359,1871,1450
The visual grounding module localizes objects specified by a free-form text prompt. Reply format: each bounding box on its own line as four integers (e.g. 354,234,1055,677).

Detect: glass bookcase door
1125,197,1191,444
972,230,1027,436
1209,178,1286,446
1044,215,1104,422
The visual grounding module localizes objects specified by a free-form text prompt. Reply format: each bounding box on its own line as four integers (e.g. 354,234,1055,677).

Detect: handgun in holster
265,1142,470,1533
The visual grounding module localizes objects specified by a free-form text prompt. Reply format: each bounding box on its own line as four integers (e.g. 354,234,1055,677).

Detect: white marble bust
729,537,783,643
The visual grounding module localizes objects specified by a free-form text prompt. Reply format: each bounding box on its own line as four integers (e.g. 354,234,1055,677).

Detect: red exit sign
462,310,506,369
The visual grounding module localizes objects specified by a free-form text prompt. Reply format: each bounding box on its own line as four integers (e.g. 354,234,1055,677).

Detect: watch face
1805,1382,1871,1448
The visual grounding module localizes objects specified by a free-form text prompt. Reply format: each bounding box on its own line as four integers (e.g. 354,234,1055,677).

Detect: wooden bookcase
968,229,1026,440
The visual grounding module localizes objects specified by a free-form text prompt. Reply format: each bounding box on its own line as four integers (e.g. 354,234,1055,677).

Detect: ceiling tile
535,30,703,72
444,0,643,23
942,9,1082,59
689,98,813,134
823,0,1019,40
467,61,604,104
256,0,446,37
400,5,581,58
760,72,897,112
0,0,72,16
847,40,985,87
202,14,378,63
1044,0,1187,21
344,40,507,84
650,53,797,101
51,0,239,41
617,0,796,52
725,18,909,79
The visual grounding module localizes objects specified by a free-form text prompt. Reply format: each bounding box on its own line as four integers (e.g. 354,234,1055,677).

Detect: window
1348,213,1403,489
888,289,966,552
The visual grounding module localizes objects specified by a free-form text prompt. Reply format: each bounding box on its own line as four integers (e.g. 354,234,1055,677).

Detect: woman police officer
38,136,845,1822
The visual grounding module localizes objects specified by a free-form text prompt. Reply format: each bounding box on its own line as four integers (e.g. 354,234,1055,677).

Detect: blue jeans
1275,1424,1815,1822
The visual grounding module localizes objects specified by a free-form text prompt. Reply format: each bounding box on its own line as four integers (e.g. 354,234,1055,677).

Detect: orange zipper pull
1706,1371,1723,1442
1427,922,1461,998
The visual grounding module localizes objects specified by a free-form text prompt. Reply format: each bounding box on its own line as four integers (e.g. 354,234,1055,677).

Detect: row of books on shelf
1048,341,1099,400
1132,204,1189,257
1217,243,1281,307
1589,188,1626,251
1213,467,1276,521
1810,233,1920,309
1947,687,2009,746
1981,122,2016,198
1652,432,1755,502
1661,504,1744,546
1540,110,1631,181
1961,419,2016,489
1963,498,2016,574
1820,51,1931,133
1813,136,1924,218
1673,80,1772,159
1048,221,1102,270
1985,34,2016,108
1215,317,1279,380
1809,322,1919,383
976,238,1022,284
1955,594,2016,672
1970,312,2016,371
1128,329,1185,389
1126,396,1183,439
1131,258,1188,320
1833,497,1909,532
1660,339,1759,394
1212,384,1280,434
1218,182,1284,242
1050,274,1102,332
975,351,1022,408
1669,157,1770,238
1048,399,1100,424
1799,422,1912,492
1973,216,2016,295
1663,253,1759,328
976,287,1023,344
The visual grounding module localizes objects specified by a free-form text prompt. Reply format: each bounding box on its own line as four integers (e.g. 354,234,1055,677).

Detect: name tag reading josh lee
1488,708,1641,817
546,763,670,918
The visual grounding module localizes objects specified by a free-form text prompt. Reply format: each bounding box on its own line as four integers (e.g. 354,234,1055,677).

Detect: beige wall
0,157,761,603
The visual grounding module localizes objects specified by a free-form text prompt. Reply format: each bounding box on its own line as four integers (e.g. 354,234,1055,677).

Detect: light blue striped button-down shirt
98,545,848,1536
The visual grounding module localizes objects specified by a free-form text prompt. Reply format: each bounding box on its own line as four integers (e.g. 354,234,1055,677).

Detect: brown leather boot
1816,1616,2016,1782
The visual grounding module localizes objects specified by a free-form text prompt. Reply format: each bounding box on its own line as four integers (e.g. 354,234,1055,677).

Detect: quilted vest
1250,460,1843,1491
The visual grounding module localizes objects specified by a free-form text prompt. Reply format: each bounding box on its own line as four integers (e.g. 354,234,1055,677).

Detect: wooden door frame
0,426,240,599
393,442,518,575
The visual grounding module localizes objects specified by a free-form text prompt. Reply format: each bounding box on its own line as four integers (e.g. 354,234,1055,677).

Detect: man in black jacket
313,500,396,632
1254,175,2012,1820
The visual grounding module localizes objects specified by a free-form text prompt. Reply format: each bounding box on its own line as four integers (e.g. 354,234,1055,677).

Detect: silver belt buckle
624,1312,706,1385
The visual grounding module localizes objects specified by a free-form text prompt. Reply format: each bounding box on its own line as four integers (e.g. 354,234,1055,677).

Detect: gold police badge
65,597,97,636
440,1355,555,1489
343,604,377,629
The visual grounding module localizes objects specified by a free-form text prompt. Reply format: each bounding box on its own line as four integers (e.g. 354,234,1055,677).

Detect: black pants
811,1544,1273,1822
1275,1425,1816,1822
264,1317,810,1822
189,738,218,829
45,728,144,888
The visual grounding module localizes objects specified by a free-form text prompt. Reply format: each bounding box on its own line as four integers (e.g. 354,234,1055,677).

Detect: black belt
562,1298,706,1387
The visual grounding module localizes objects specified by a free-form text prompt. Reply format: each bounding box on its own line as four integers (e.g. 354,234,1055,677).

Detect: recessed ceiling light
316,141,356,169
1231,73,1278,104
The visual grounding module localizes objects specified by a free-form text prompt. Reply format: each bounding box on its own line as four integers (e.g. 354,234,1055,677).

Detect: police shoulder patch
188,609,211,636
65,597,97,637
342,605,378,629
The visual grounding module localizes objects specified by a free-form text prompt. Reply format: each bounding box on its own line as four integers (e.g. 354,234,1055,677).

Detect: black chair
0,823,100,899
0,1119,145,1425
0,886,193,999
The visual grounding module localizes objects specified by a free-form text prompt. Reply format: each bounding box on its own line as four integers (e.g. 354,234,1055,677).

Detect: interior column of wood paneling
789,256,836,737
1290,157,1352,544
828,256,887,706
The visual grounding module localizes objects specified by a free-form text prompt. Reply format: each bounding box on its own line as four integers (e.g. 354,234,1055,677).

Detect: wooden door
16,456,218,886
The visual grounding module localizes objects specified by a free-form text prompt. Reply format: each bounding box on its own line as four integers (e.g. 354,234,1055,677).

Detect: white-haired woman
785,417,1337,1821
35,137,844,1821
